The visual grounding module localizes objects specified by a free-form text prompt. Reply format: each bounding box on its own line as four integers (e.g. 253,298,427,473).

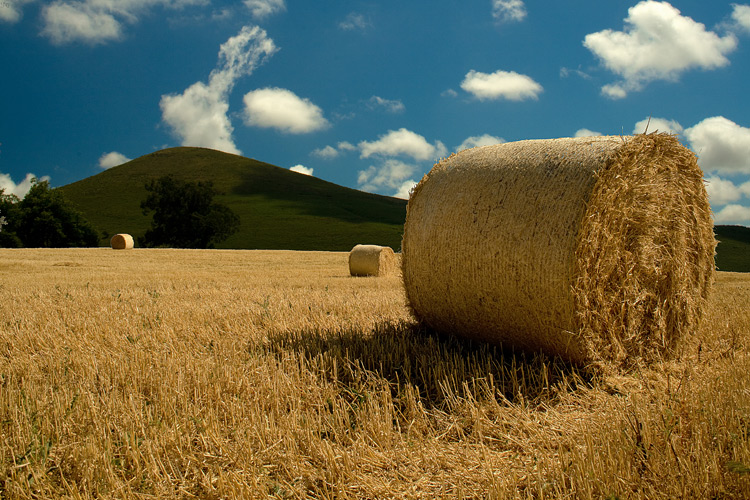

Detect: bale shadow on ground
256,320,596,411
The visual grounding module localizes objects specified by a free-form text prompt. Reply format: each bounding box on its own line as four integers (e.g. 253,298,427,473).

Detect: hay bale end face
349,244,399,277
402,134,715,368
110,233,134,250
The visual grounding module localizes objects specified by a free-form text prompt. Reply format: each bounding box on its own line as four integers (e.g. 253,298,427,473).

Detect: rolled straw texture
110,233,134,250
402,134,715,367
349,244,399,277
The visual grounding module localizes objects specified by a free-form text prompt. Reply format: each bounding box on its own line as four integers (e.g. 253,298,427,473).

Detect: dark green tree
6,179,99,248
139,176,240,248
0,190,21,247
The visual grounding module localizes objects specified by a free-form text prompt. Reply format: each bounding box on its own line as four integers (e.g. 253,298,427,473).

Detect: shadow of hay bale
255,320,593,409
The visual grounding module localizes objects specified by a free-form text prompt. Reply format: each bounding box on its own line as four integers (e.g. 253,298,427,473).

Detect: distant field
1,248,750,498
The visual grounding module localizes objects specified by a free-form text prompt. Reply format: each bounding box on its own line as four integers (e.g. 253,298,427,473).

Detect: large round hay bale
402,133,715,367
349,244,399,277
110,233,134,250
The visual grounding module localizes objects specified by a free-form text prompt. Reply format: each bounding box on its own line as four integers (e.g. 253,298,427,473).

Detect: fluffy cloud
339,12,369,31
358,128,447,161
161,82,239,154
42,1,121,44
243,88,329,134
574,128,602,137
461,69,542,101
367,96,405,113
492,0,526,23
0,173,50,198
714,204,750,225
732,4,750,32
356,129,447,198
394,180,418,200
244,0,285,20
456,134,505,152
310,141,361,160
41,0,205,44
357,159,417,197
584,1,738,98
311,145,339,159
160,26,277,155
98,151,131,169
684,116,750,175
289,164,313,176
0,0,35,23
705,175,746,205
632,117,683,135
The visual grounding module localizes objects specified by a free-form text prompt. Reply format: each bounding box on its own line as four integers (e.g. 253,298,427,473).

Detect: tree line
0,176,239,249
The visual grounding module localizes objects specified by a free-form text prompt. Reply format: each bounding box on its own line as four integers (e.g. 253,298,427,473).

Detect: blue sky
2,1,750,226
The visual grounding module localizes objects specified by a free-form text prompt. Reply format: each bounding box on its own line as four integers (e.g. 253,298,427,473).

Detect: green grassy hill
59,147,407,251
715,225,750,273
58,147,750,271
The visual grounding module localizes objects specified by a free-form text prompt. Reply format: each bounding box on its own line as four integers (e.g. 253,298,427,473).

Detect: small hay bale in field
349,244,399,277
402,133,715,368
110,233,134,250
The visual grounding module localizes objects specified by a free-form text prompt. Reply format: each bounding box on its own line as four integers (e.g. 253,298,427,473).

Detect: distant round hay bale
110,233,134,250
402,133,715,367
349,244,399,277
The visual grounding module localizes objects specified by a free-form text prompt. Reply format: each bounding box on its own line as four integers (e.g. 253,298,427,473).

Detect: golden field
1,248,749,499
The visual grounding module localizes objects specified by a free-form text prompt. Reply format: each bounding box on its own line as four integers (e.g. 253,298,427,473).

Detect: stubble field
1,248,749,499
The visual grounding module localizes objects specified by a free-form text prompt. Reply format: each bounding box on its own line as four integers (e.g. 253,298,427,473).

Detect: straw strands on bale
402,133,715,368
349,244,400,277
110,233,134,250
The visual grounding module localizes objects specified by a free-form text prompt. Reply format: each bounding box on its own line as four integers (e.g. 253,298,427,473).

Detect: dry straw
402,133,715,368
110,233,134,250
349,244,400,277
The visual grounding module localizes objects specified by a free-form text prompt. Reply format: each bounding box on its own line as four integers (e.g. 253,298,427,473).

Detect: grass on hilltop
57,147,750,271
715,225,750,273
59,147,407,251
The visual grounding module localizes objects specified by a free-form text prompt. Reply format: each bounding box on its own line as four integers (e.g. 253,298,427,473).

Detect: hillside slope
59,147,407,251
715,225,750,273
58,148,750,271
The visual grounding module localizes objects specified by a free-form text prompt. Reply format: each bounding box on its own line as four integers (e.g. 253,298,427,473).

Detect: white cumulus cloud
705,175,745,205
41,0,205,44
160,26,277,155
584,0,738,98
161,82,240,154
492,0,526,23
714,204,750,225
684,116,750,176
289,164,313,176
358,128,447,161
243,88,329,134
42,1,122,44
244,0,285,20
574,128,602,137
456,134,505,152
311,145,339,160
98,151,131,169
0,0,35,23
394,180,418,200
367,96,405,113
461,69,542,101
633,117,683,135
357,159,417,197
339,12,370,31
0,173,51,198
731,3,750,32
